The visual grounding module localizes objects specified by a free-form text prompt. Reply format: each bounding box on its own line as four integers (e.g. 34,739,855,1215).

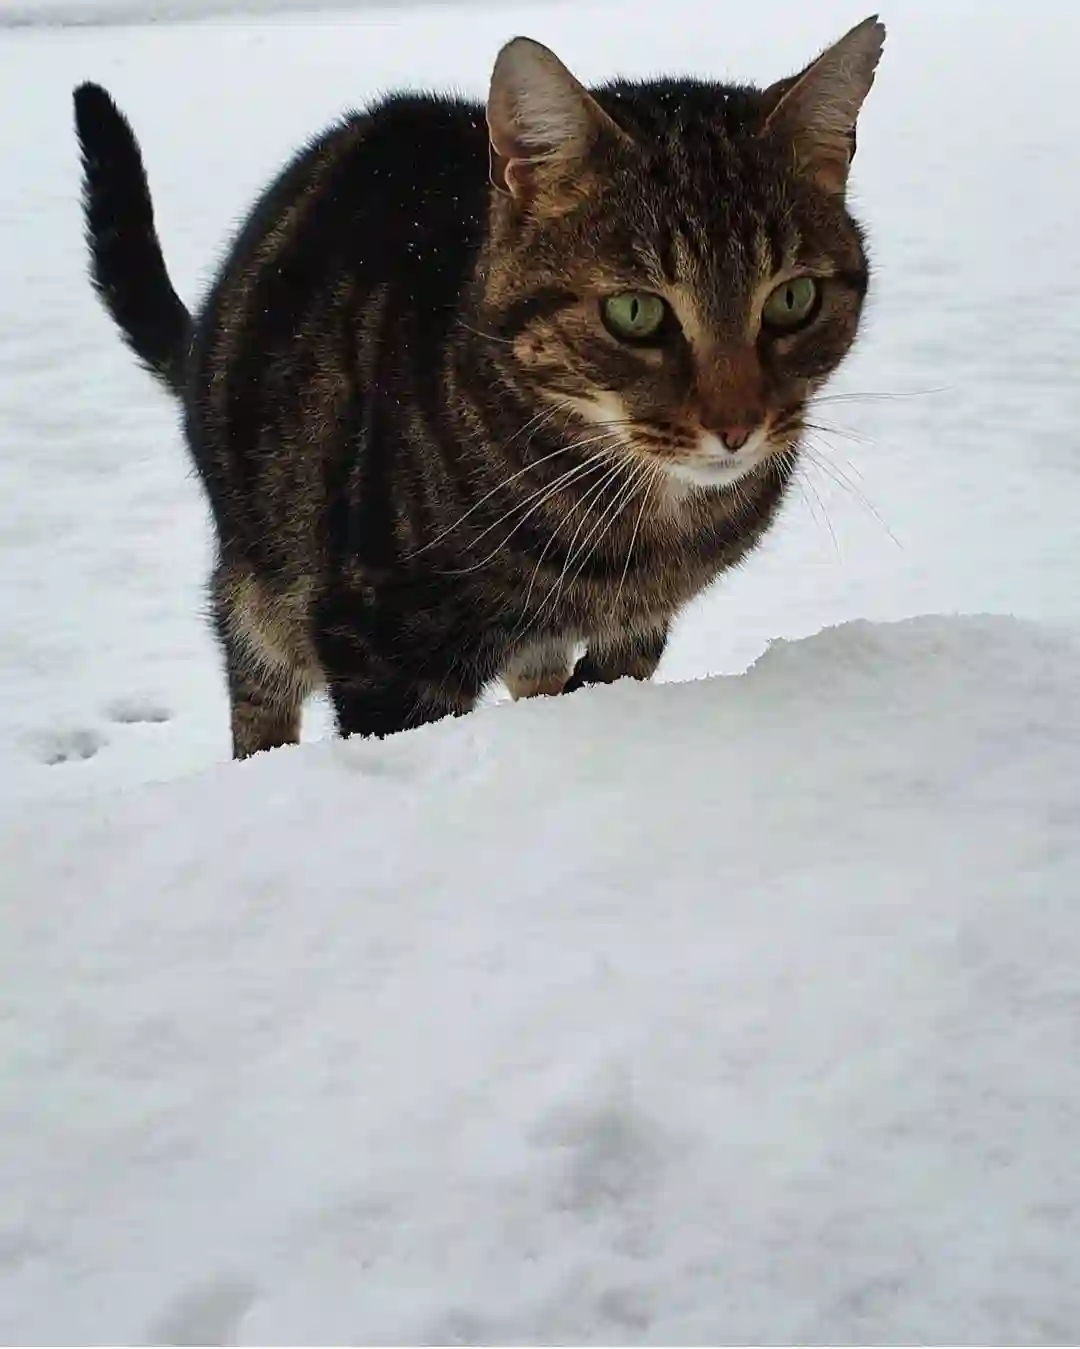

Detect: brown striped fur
74,17,884,756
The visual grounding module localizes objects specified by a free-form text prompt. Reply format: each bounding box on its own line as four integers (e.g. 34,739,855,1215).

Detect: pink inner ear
488,140,535,202
504,159,532,198
488,116,552,202
488,142,511,195
487,100,541,200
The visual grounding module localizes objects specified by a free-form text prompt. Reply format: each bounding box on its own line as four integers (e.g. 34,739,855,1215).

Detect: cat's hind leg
211,561,321,759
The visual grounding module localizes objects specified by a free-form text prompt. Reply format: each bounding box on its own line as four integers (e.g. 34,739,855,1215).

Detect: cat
74,16,884,758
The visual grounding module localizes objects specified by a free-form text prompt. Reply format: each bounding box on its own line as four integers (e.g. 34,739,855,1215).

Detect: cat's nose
698,405,763,452
717,425,755,452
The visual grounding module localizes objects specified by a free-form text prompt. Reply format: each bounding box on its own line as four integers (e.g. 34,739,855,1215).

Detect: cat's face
482,20,883,491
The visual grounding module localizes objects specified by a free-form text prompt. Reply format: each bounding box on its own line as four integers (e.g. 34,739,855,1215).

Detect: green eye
601,291,668,343
762,276,820,330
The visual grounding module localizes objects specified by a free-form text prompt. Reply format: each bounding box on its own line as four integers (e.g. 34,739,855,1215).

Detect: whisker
440,442,621,575
811,386,951,406
517,465,604,617
799,437,903,549
407,442,573,559
515,459,631,639
506,399,570,452
550,459,631,588
559,459,654,607
802,440,872,498
455,320,514,346
613,462,661,614
564,417,640,430
518,521,578,623
802,420,876,453
510,419,643,617
730,471,754,525
793,455,841,555
407,419,608,559
536,459,650,629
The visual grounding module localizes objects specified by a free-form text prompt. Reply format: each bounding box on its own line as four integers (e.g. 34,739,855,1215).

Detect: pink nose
718,425,754,452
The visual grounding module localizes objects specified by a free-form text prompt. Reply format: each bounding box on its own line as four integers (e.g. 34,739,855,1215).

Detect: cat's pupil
629,297,640,323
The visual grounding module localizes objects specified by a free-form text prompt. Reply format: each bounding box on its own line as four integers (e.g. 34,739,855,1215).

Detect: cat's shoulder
300,91,488,176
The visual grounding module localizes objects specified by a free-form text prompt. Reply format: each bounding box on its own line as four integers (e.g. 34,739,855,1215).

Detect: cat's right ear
761,15,885,197
487,38,627,203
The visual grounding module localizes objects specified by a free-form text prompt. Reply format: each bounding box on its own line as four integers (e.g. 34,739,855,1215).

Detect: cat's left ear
761,15,885,196
487,37,629,203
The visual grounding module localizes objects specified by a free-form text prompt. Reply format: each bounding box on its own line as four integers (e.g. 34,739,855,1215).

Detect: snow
4,614,1080,1343
2,0,1080,1342
1,0,457,28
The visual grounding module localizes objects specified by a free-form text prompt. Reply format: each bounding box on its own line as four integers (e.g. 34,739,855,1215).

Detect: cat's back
193,92,490,375
185,92,490,567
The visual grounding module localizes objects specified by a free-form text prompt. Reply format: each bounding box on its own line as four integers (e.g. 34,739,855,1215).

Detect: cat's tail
73,82,191,396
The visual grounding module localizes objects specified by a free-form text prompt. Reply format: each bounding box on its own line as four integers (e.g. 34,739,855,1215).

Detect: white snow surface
4,615,1080,1344
2,0,457,28
2,0,1080,1342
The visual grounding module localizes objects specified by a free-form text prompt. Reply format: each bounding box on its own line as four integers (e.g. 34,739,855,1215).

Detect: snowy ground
1,0,465,29
2,0,1079,1343
5,614,1080,1344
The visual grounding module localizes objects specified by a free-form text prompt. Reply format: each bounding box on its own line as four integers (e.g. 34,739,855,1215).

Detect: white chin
663,430,770,491
663,457,758,489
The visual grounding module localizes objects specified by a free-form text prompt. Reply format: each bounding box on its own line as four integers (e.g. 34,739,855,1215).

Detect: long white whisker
518,469,601,617
408,417,605,560
799,438,903,549
456,320,514,345
559,460,654,607
803,439,872,497
531,459,649,633
802,420,876,453
507,399,570,453
407,441,575,559
811,386,950,406
441,442,621,575
453,432,623,551
514,459,630,639
794,455,841,555
613,462,660,615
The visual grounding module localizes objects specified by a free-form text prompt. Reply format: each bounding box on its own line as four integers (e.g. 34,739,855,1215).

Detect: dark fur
74,83,190,393
73,34,879,757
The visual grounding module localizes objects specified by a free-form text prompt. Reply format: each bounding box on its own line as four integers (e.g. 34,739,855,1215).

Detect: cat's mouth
638,427,779,491
558,395,789,493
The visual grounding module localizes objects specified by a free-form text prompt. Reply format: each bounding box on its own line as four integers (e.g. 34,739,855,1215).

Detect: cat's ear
487,37,628,202
761,15,885,196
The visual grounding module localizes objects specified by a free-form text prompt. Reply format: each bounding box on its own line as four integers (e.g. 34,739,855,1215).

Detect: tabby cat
74,17,884,758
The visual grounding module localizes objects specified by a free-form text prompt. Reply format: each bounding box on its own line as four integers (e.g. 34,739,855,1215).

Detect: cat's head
479,18,884,491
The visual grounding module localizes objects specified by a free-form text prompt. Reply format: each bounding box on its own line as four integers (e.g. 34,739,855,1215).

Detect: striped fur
74,20,884,756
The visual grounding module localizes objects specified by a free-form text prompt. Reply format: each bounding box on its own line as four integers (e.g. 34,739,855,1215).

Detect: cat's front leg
315,625,482,740
502,638,576,700
563,623,669,695
326,673,477,739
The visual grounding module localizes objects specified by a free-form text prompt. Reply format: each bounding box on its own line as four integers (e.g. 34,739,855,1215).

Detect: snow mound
3,615,1080,1343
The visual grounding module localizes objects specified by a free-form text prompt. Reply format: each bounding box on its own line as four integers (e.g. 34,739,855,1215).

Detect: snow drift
3,615,1079,1344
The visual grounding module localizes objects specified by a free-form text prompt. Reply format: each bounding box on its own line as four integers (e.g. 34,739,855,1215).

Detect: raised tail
73,83,191,395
